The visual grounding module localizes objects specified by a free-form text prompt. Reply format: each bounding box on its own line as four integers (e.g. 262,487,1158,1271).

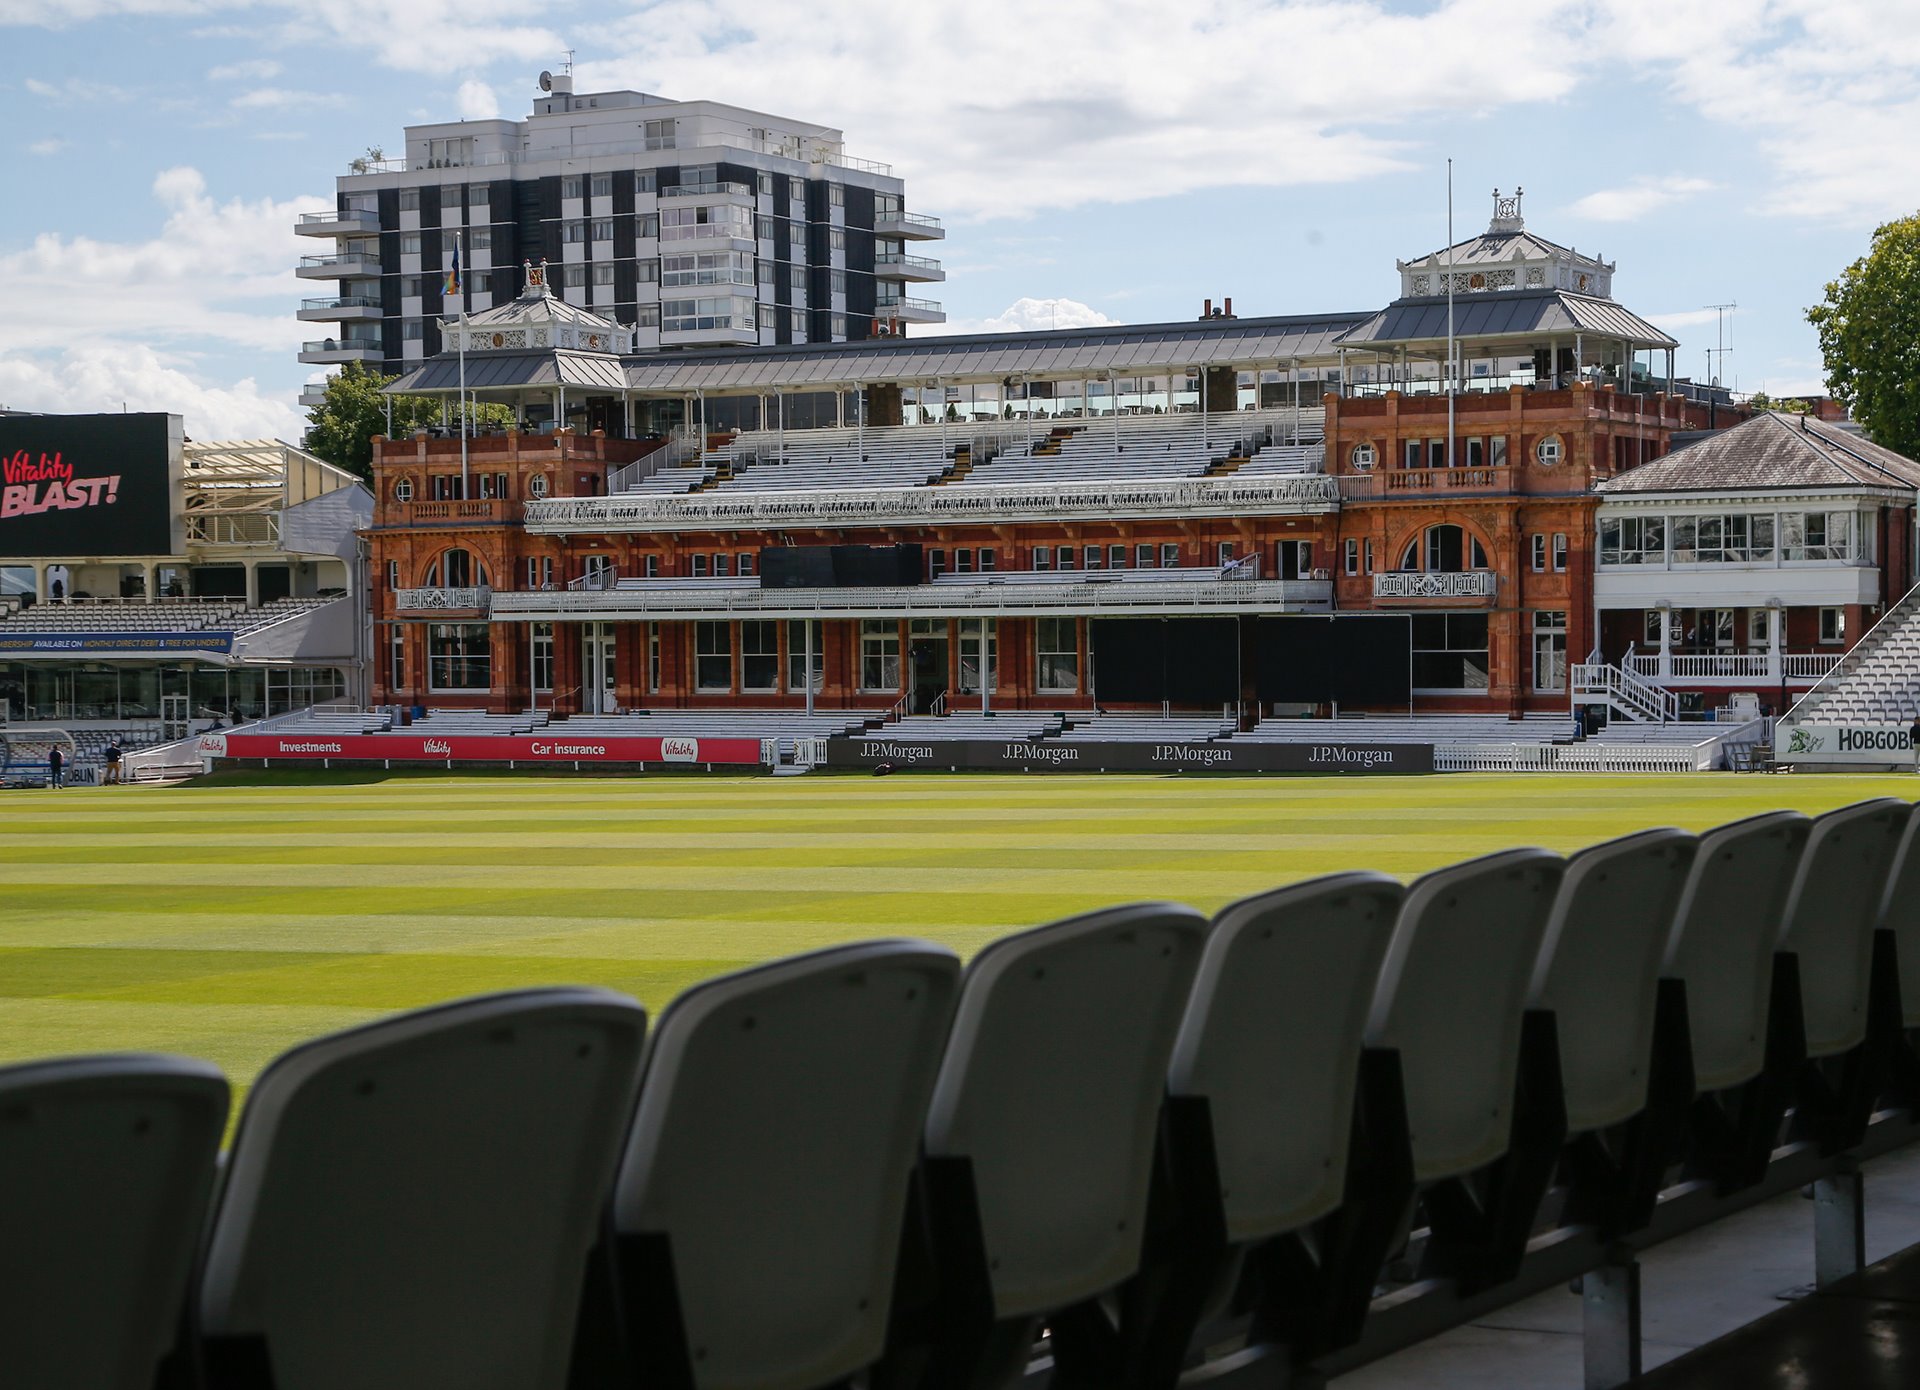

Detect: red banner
204,731,764,766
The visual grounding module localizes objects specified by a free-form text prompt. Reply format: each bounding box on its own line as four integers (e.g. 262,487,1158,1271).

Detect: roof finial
1490,186,1524,233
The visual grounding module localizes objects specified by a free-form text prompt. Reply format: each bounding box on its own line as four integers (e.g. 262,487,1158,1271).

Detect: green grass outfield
2,770,1914,1111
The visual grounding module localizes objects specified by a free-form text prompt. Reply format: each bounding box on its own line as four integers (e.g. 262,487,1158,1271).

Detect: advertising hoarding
208,732,765,766
0,413,184,558
822,738,1435,774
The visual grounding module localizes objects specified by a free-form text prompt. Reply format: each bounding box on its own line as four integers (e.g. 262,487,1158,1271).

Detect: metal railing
1570,660,1680,724
879,210,942,230
875,296,942,313
299,252,378,268
348,131,893,178
302,339,381,355
1624,652,1844,681
530,473,1340,533
1434,741,1712,772
660,181,752,199
875,254,942,270
393,586,491,611
300,295,382,312
298,210,378,229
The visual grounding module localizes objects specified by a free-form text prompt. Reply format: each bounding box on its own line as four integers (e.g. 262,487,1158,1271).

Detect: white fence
1435,742,1714,773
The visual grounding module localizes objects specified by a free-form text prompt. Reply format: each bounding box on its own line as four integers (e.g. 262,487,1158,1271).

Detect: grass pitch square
1,771,1911,1110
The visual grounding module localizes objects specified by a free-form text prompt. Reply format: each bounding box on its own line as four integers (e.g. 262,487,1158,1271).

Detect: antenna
1704,301,1737,387
538,71,553,92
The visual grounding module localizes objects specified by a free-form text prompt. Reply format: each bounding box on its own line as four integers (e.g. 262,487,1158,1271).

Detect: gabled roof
1403,228,1591,269
1334,289,1677,350
386,349,632,394
1597,412,1920,494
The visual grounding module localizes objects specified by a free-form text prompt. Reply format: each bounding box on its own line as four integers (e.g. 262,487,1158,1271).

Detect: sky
2,0,1918,442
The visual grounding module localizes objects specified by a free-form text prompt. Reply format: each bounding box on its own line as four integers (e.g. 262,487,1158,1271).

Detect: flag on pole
443,237,461,297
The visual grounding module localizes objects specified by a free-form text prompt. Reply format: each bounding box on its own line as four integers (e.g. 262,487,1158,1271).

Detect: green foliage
302,361,511,480
1807,212,1920,456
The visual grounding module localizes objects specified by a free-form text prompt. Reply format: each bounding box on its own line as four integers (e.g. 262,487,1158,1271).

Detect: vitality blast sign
0,413,183,558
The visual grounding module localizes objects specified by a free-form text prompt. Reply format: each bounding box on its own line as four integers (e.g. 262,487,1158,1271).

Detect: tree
303,361,511,480
1807,212,1920,457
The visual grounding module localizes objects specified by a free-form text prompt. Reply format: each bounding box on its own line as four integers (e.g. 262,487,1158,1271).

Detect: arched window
1350,442,1376,471
1401,524,1488,573
426,548,488,588
392,476,414,502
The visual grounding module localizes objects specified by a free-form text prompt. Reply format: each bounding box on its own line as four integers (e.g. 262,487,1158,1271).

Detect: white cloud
1569,176,1720,223
455,77,500,119
231,86,341,110
26,137,65,156
207,57,280,80
926,296,1121,337
0,347,303,442
21,75,132,102
1648,308,1728,330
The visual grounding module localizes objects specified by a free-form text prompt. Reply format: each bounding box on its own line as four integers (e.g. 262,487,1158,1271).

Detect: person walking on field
104,741,123,786
47,745,64,790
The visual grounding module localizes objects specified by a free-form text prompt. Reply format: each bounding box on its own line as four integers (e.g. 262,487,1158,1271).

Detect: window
1412,612,1490,691
635,260,659,283
953,548,972,574
662,296,754,332
757,172,774,196
1644,610,1671,646
1533,611,1568,692
661,203,755,241
759,304,777,330
524,555,553,589
1365,539,1376,573
513,620,550,695
1161,543,1180,568
1030,546,1049,572
388,627,405,690
1820,608,1846,644
591,218,614,242
1107,544,1126,570
1036,617,1078,692
757,216,775,241
789,264,805,293
1277,540,1313,579
581,555,612,585
713,554,730,578
831,269,847,296
398,188,420,211
929,548,947,579
593,263,615,285
786,621,822,694
635,304,661,328
635,170,658,194
643,554,660,578
789,308,804,336
563,221,588,244
828,183,845,207
694,622,732,690
1429,440,1447,469
1535,434,1564,466
561,176,583,200
1350,442,1375,470
738,553,754,578
979,549,996,573
1216,542,1235,567
470,227,492,251
1552,533,1568,572
565,264,587,288
741,620,778,691
1748,608,1774,651
830,314,847,338
400,232,421,255
401,275,423,297
1136,543,1155,569
468,184,489,208
1404,441,1422,470
386,559,400,588
789,176,805,201
1084,545,1102,570
427,622,490,691
440,184,462,210
1531,534,1546,572
392,476,413,502
661,250,755,287
1598,515,1665,565
958,618,997,694
637,213,660,238
1416,524,1487,572
861,619,901,691
590,173,612,198
1056,545,1076,571
642,119,675,150
1344,538,1359,576
829,228,846,252
1784,511,1856,561
430,547,483,587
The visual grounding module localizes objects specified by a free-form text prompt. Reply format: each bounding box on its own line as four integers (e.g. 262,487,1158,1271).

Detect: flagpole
1445,159,1456,473
456,226,469,500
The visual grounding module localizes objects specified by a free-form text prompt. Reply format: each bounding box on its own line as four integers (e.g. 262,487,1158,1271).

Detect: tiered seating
262,707,396,735
230,597,337,633
1787,595,1920,724
1585,721,1733,745
552,710,870,739
710,424,955,493
14,799,1920,1387
1240,713,1578,743
0,599,242,632
882,712,1066,740
1055,713,1235,741
1231,442,1326,476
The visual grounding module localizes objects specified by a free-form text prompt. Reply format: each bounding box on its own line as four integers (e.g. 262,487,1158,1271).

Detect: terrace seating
882,712,1066,741
1786,597,1920,725
0,1055,228,1390
191,988,647,1389
16,798,1920,1389
0,599,244,633
1239,713,1578,744
1054,714,1235,742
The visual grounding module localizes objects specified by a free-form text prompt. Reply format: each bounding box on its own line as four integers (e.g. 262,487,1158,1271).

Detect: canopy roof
386,349,633,395
1335,289,1677,353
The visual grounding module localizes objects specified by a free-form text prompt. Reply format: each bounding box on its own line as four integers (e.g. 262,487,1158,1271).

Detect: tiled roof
1597,412,1920,494
1335,290,1677,350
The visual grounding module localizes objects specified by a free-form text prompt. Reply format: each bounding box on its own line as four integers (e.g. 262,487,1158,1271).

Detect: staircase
932,446,973,485
1571,655,1680,724
1206,453,1248,477
1029,426,1081,457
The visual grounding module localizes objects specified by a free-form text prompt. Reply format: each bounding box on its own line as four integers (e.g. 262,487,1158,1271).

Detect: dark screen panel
1090,618,1240,703
1253,615,1411,704
0,414,179,558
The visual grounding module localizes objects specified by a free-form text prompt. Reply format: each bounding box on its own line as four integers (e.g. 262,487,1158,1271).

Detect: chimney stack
1201,298,1213,319
1223,297,1234,318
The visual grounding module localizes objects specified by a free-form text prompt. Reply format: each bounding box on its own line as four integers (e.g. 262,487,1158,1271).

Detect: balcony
659,322,761,348
298,295,384,323
381,499,520,528
1625,651,1842,687
296,251,381,280
394,585,491,613
298,382,330,409
874,296,945,325
1340,466,1516,499
659,181,753,201
875,209,944,240
296,209,381,237
299,339,384,365
875,253,944,283
1372,571,1497,600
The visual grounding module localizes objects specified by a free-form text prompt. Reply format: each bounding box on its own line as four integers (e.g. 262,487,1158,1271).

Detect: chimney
1223,297,1234,318
1201,298,1213,319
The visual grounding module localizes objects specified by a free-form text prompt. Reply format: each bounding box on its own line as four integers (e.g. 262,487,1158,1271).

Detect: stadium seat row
9,799,1920,1390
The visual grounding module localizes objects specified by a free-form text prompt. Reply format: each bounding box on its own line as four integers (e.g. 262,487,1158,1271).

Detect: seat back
1364,848,1565,1183
1876,803,1920,1029
0,1055,227,1390
1527,829,1697,1134
1169,872,1401,1243
1662,811,1810,1091
1778,798,1910,1058
923,902,1207,1319
611,941,960,1390
197,988,647,1390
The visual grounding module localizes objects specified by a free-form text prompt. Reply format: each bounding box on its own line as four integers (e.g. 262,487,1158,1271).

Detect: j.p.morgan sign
825,738,1434,774
1777,723,1912,765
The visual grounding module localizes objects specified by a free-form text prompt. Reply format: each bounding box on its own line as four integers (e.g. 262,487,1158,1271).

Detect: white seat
0,1054,228,1390
1365,848,1565,1183
1661,811,1811,1091
1527,828,1697,1134
606,940,959,1390
195,987,647,1390
1776,799,1910,1059
1875,805,1920,1029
